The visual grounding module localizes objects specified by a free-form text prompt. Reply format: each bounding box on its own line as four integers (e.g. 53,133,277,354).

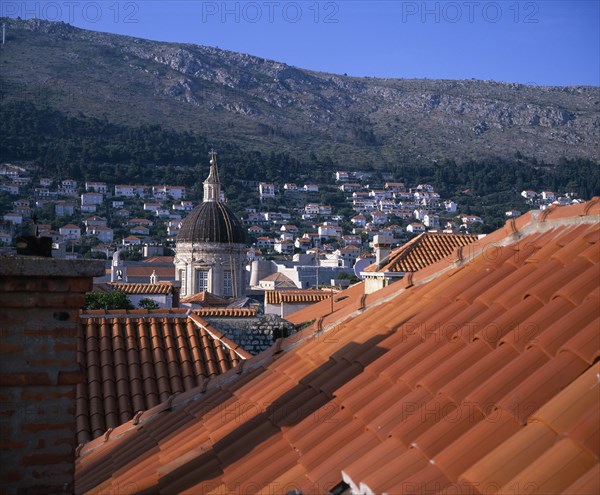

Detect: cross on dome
203,149,221,202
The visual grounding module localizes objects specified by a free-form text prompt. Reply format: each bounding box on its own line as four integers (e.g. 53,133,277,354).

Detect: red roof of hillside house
76,311,251,445
75,199,600,495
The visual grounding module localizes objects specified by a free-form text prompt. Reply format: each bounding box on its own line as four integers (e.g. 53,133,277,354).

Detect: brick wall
0,256,104,495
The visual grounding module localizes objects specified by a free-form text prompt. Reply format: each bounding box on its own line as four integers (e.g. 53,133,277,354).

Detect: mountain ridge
1,17,599,165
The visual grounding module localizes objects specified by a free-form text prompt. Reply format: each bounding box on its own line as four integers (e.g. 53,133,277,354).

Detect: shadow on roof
76,335,389,493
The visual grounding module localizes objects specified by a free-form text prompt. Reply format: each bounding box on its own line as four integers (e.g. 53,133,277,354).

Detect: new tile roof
195,308,257,317
76,312,251,445
180,290,230,306
108,282,174,295
75,199,600,495
265,289,337,305
126,266,175,279
365,232,480,273
81,308,257,318
143,256,175,263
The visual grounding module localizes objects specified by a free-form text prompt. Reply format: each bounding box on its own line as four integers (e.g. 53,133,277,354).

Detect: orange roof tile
126,266,175,278
143,256,175,263
193,308,257,317
76,312,250,445
259,272,299,290
365,231,480,272
75,199,600,495
108,282,173,295
180,290,230,306
265,289,336,305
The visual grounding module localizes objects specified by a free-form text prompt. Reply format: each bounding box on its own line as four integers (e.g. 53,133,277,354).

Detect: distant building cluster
0,161,588,319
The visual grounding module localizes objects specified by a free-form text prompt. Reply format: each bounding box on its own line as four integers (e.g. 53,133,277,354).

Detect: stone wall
204,314,296,355
0,256,104,495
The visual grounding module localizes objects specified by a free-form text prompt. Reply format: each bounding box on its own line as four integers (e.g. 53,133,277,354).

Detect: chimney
171,281,181,308
0,256,104,494
372,234,393,268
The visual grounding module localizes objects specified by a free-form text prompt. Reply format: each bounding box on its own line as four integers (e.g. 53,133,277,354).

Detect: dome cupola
176,151,246,245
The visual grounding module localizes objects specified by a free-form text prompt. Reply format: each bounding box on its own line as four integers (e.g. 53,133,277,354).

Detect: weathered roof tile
366,232,480,273
76,313,248,445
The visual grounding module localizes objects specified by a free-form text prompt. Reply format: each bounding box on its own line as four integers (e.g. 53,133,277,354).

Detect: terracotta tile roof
180,290,230,306
126,266,175,278
365,232,480,272
79,308,256,318
261,272,294,283
265,289,337,305
80,309,189,316
108,283,173,295
76,312,251,445
260,272,298,289
75,199,600,495
143,256,175,263
193,308,257,317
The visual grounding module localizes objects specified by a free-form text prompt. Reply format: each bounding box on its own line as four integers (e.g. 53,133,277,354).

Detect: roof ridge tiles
583,196,600,215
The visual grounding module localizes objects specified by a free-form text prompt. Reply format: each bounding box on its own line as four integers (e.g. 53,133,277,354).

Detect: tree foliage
1,101,598,221
0,102,328,193
85,291,133,310
138,298,160,310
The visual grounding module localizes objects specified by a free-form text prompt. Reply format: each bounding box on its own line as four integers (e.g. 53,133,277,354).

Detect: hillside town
0,164,581,258
1,161,586,303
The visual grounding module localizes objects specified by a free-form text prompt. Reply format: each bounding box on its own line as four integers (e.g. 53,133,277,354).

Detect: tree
139,298,160,310
85,291,133,310
121,249,143,261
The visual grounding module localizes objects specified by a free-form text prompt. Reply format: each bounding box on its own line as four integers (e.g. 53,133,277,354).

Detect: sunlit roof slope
75,199,600,495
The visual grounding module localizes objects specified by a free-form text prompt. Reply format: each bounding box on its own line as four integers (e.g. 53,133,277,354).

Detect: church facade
174,151,247,298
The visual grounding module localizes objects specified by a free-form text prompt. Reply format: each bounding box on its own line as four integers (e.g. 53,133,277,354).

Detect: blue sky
3,1,599,85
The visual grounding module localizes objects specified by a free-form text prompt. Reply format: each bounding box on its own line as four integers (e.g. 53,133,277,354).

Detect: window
223,270,233,297
196,269,209,292
179,269,187,295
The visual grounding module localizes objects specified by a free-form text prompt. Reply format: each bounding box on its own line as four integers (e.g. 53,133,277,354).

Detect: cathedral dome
174,151,247,299
176,201,246,245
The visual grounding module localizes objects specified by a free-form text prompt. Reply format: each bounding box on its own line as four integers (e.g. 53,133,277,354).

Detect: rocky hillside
1,18,598,165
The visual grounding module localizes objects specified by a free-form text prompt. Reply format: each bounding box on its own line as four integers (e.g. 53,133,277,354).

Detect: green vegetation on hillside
2,101,598,229
0,101,324,188
1,17,598,166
